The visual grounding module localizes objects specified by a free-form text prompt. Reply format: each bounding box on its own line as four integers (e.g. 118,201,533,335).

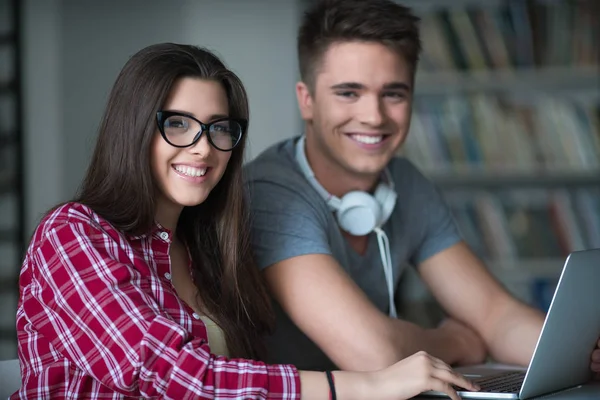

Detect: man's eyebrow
383,82,411,91
329,82,411,91
330,82,365,90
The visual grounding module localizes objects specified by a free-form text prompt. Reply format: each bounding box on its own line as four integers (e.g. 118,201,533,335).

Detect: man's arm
418,241,545,367
264,252,476,371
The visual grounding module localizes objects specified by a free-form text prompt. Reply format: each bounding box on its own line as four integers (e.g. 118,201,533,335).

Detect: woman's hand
367,351,480,400
301,350,479,400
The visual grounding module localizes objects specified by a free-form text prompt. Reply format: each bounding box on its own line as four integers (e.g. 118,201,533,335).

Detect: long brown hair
75,43,273,360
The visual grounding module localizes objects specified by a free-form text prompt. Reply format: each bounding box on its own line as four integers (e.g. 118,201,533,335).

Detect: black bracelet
325,370,337,400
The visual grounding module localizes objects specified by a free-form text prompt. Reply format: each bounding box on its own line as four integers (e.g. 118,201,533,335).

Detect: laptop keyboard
472,371,526,393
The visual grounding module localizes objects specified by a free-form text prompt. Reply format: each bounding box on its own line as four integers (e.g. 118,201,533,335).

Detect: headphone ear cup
374,183,397,227
336,191,381,236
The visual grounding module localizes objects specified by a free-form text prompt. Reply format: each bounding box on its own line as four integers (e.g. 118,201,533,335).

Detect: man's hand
592,337,600,380
438,318,487,366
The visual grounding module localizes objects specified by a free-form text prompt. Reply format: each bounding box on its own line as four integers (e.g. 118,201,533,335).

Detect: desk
412,382,600,399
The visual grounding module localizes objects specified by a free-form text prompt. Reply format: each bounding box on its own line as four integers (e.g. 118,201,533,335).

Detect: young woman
13,43,478,400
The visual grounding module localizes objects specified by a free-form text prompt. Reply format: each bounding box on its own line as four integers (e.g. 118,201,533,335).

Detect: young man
244,0,600,374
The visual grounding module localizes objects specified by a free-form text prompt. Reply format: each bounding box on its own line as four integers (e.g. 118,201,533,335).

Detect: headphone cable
374,227,397,318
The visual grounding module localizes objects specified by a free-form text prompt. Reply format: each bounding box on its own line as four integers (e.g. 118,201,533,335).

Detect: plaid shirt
13,202,300,399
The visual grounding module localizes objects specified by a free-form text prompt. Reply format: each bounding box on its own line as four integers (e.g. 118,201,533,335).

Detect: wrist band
325,370,337,400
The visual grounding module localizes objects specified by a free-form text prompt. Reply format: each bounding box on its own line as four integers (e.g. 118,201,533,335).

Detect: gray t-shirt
244,136,461,370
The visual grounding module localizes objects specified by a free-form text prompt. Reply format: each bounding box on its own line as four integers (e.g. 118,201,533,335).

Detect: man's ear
296,81,314,121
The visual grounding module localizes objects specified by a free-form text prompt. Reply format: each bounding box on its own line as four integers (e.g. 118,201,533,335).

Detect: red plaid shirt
13,202,300,399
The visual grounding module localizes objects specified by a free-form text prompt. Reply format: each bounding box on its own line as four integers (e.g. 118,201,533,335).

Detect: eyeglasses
156,111,246,151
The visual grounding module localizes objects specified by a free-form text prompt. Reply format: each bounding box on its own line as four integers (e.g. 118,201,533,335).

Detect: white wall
23,0,302,236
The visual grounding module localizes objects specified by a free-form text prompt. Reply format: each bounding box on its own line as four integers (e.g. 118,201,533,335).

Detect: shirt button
164,273,171,280
159,231,169,241
192,313,200,320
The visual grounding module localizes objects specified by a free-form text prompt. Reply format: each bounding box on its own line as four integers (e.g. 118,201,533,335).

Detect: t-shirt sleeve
247,178,332,270
402,161,462,266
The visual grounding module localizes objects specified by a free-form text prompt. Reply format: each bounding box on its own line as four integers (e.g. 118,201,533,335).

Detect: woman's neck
154,196,183,233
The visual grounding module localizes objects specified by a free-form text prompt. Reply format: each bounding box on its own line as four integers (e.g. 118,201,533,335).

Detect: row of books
401,95,600,172
530,276,558,312
418,0,599,72
445,188,600,262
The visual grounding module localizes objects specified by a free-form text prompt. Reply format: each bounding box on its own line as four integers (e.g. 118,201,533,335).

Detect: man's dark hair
298,0,422,91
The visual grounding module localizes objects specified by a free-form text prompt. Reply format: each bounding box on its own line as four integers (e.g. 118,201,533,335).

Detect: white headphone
295,135,397,236
295,135,398,317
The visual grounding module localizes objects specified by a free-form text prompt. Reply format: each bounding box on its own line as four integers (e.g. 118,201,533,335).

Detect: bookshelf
428,170,600,189
0,0,24,359
415,65,599,95
396,0,600,316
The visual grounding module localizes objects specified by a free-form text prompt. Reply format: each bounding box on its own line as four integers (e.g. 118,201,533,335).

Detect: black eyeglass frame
156,110,247,151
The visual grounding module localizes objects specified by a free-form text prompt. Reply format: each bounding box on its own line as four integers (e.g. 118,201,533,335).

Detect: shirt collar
126,222,172,241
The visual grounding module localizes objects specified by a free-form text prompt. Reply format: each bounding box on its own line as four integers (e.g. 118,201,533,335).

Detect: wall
23,0,302,236
22,0,64,240
179,0,301,162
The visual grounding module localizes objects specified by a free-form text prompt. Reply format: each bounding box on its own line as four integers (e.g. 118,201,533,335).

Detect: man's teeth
174,166,207,177
350,134,383,144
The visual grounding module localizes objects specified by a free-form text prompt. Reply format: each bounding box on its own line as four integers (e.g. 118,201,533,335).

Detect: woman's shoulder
30,202,113,248
39,201,101,229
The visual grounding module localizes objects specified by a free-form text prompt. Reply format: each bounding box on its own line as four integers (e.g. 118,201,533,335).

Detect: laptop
421,248,600,399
